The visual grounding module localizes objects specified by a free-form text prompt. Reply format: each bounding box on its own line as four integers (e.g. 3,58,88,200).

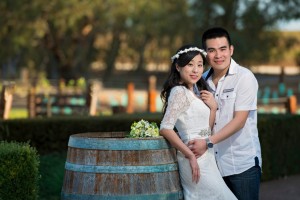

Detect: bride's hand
200,90,217,111
187,155,200,183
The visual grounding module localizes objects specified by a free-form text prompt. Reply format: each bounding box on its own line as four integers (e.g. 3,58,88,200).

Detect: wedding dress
160,86,237,200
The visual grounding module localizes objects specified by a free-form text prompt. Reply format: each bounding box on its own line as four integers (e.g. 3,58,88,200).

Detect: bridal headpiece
171,47,207,63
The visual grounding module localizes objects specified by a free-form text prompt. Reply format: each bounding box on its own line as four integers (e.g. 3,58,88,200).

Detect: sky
277,19,300,31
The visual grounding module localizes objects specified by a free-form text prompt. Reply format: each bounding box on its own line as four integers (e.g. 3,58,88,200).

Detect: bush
0,141,40,200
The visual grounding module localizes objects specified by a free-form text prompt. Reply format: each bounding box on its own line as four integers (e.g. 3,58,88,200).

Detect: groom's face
205,37,233,74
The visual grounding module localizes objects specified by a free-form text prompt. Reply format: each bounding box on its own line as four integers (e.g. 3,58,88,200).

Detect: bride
159,45,237,200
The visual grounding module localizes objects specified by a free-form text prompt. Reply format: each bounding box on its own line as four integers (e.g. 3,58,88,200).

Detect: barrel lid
68,132,172,150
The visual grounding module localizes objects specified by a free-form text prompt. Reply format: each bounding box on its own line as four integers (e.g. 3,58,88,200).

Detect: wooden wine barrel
61,132,183,199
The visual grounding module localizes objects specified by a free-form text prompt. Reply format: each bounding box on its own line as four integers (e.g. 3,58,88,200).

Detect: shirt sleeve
235,71,258,111
160,86,191,130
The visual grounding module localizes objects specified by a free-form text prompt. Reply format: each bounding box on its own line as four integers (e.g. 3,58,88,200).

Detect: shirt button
214,123,217,125
215,152,218,154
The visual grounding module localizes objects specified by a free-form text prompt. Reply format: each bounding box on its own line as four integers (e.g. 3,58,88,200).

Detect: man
189,27,262,200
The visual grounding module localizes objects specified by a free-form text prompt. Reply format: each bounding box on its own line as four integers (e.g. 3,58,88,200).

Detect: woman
159,44,237,199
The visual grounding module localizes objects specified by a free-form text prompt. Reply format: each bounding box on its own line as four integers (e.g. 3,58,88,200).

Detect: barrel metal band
61,191,183,200
65,162,178,173
68,137,171,150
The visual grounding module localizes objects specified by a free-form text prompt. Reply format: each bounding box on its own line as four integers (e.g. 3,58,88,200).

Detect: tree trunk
103,31,121,80
136,35,150,72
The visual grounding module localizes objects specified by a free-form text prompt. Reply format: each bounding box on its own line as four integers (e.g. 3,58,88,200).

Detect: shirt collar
205,58,237,81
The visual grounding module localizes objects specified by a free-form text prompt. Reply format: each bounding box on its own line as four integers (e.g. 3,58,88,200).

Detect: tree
0,0,43,79
38,0,104,81
188,0,300,65
1,0,300,81
124,0,190,72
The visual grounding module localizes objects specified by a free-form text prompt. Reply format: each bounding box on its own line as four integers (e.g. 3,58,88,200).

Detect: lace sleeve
160,86,191,130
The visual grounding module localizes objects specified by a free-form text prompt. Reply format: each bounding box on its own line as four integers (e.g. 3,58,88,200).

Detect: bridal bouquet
129,119,159,138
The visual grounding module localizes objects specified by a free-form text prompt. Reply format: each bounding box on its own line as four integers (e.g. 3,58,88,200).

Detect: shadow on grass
39,152,67,200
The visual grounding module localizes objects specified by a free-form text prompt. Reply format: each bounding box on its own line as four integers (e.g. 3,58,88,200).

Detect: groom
189,27,262,200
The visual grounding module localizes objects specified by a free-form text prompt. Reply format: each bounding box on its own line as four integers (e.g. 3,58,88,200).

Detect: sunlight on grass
9,108,28,119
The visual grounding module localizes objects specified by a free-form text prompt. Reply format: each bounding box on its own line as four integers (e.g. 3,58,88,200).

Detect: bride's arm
160,87,200,183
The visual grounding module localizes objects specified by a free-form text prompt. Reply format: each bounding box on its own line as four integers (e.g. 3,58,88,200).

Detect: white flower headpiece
171,47,207,63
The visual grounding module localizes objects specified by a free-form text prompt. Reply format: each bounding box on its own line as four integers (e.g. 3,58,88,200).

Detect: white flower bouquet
129,119,159,138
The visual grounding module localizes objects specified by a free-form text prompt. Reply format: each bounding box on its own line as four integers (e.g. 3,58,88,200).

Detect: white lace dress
160,86,237,200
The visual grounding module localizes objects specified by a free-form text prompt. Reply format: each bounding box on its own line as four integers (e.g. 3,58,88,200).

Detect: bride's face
176,54,204,90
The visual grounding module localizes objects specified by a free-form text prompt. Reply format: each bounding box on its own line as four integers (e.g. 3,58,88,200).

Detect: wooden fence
27,82,100,118
1,77,299,119
257,95,297,114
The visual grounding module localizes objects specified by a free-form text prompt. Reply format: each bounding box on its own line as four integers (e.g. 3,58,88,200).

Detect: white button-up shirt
203,58,262,177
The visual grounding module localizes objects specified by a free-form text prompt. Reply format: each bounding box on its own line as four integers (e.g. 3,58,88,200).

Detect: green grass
9,108,28,119
39,152,67,200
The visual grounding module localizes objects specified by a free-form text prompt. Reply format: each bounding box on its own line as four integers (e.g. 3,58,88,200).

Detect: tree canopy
1,0,299,80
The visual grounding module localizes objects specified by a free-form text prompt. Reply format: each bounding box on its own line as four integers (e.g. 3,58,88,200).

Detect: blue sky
277,19,300,31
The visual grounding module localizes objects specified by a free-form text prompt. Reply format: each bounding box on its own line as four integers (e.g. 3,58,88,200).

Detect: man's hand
188,139,207,158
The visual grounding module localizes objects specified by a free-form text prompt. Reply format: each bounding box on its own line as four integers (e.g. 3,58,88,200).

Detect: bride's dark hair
160,44,209,114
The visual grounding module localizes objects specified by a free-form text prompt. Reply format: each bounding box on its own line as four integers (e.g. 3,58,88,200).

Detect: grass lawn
8,108,28,119
39,152,67,200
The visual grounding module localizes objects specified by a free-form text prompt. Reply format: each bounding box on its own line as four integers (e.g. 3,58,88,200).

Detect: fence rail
1,76,300,119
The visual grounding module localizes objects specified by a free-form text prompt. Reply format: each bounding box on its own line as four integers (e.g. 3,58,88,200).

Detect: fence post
88,81,101,116
148,76,157,113
27,87,36,118
286,95,297,114
46,94,52,117
0,82,15,119
58,79,66,95
126,82,134,114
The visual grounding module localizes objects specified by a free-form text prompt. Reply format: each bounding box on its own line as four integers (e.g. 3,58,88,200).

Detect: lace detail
160,86,193,130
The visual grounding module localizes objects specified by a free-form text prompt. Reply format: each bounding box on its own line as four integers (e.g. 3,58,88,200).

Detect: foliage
0,141,40,200
188,0,300,66
1,0,300,80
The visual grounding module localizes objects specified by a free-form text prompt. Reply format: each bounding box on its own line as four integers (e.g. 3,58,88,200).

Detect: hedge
0,113,300,181
0,113,163,154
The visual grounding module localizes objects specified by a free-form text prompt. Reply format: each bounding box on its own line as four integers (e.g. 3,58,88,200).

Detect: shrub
0,141,40,200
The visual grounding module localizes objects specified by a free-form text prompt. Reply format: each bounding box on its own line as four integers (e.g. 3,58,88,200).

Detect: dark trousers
223,157,261,200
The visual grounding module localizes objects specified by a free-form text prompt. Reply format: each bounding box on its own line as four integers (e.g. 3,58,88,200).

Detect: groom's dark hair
202,27,232,50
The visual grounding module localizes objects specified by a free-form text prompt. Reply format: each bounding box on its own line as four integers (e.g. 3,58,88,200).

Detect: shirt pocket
219,92,236,113
220,91,236,100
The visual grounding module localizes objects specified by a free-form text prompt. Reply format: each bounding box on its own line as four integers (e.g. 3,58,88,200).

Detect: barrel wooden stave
67,148,177,166
61,132,183,199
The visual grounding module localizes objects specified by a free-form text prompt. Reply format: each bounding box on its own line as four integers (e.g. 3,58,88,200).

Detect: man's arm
189,110,249,157
210,110,249,144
